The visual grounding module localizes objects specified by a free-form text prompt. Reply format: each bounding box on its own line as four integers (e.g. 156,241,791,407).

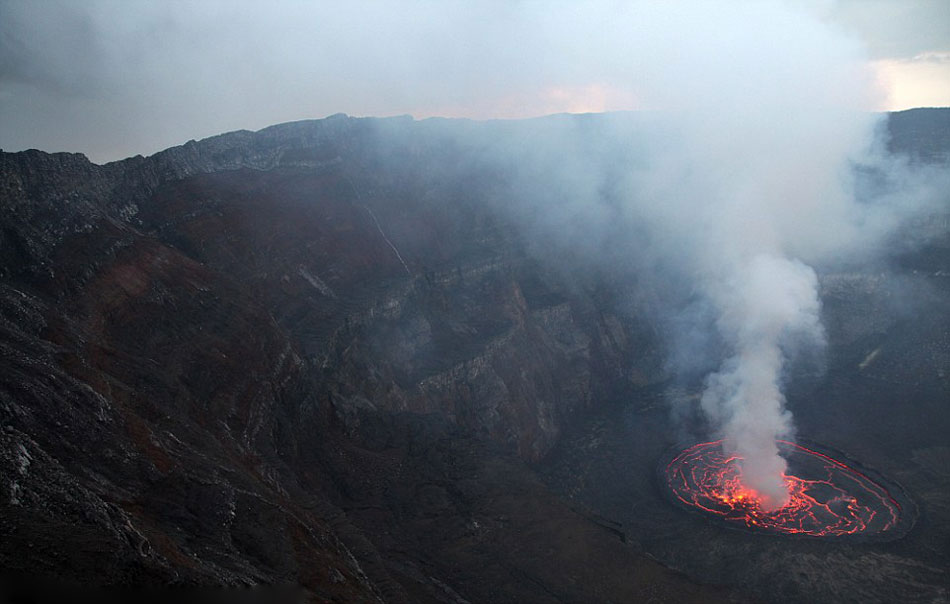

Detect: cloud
0,0,929,162
827,0,950,61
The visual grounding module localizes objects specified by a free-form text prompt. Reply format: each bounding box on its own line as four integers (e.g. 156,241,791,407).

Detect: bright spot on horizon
414,84,641,121
874,52,950,110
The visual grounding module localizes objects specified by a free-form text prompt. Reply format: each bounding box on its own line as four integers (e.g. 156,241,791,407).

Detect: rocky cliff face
0,109,946,601
0,113,689,601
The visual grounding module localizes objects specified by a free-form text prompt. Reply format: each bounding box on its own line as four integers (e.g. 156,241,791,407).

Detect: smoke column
399,3,941,509
445,2,909,510
700,255,823,509
472,2,900,510
619,4,889,509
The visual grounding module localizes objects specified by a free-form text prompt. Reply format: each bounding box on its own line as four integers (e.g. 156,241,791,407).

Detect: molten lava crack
665,440,904,538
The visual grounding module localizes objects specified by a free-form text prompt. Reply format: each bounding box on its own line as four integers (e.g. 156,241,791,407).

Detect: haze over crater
0,0,948,163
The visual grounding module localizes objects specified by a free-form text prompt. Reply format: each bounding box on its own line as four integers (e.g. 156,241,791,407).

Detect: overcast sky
1,0,948,163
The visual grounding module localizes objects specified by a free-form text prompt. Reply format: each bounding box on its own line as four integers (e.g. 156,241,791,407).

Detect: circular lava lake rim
656,438,918,543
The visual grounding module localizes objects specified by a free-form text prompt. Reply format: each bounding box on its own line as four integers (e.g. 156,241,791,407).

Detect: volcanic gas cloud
629,3,882,512
698,255,822,511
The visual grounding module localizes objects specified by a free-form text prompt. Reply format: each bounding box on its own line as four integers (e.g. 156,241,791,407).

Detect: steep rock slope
0,114,711,601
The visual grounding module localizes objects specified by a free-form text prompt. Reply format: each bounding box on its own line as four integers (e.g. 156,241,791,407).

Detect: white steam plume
414,2,942,507
608,3,881,509
701,255,824,509
459,1,906,509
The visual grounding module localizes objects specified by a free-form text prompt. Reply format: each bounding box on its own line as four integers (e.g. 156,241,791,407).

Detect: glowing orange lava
665,440,901,537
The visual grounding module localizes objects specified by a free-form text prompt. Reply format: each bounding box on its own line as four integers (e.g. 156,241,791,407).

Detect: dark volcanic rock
886,108,950,163
0,113,710,602
1,109,947,602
